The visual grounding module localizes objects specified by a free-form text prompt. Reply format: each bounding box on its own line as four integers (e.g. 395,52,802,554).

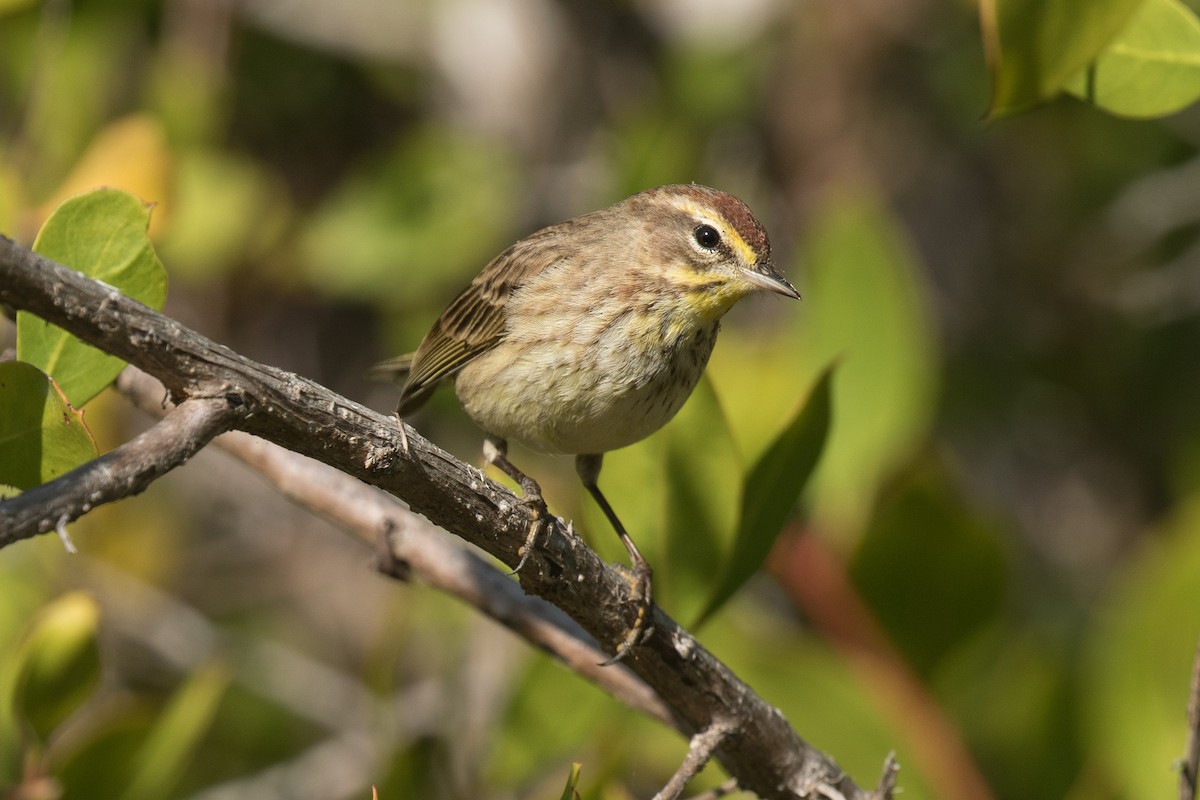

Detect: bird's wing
397,232,560,415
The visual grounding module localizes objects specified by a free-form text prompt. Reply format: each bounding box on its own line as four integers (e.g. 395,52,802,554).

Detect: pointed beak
743,260,801,300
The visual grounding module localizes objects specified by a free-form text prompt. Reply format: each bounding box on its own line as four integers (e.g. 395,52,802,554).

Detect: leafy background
3,0,1200,798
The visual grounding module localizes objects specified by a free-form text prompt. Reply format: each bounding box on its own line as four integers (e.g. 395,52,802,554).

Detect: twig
0,234,889,799
872,754,900,800
654,720,736,800
0,395,239,546
1182,640,1200,800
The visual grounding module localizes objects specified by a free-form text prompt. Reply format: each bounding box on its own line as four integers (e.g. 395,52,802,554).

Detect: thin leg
394,413,410,454
483,435,548,573
575,453,654,664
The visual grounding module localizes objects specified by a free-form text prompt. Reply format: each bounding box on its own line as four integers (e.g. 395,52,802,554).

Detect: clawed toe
601,560,654,666
510,491,549,575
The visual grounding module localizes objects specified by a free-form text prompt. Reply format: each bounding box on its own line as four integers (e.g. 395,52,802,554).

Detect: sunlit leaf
13,593,102,745
1066,0,1200,118
694,366,833,626
0,361,97,490
983,0,1144,117
558,762,582,800
1083,496,1200,800
17,187,167,407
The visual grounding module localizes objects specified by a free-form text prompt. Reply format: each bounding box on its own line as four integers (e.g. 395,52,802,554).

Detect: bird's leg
483,435,548,573
394,413,411,455
575,453,654,664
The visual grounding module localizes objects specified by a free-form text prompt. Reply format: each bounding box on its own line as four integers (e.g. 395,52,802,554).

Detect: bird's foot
511,485,550,575
601,559,654,666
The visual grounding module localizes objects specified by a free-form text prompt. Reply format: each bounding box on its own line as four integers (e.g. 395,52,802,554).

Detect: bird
377,183,800,662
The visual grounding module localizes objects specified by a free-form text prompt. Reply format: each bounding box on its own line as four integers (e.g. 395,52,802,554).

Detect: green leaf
298,126,520,304
119,662,232,800
0,361,98,490
1065,0,1200,117
983,0,1144,117
17,187,167,408
557,762,582,800
13,593,102,745
849,461,1009,677
1083,495,1200,800
694,366,834,626
662,376,741,620
800,191,938,537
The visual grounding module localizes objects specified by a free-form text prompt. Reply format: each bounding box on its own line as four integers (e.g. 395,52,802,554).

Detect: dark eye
693,224,721,250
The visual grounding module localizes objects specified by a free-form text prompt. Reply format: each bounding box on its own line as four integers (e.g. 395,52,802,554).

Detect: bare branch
872,754,900,800
0,394,239,546
0,234,891,799
654,719,737,800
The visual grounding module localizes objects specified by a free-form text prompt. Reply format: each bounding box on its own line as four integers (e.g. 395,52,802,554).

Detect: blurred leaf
611,113,702,195
0,361,97,490
12,11,139,200
0,0,38,14
850,461,1009,677
713,609,939,800
34,114,172,238
694,366,833,626
119,662,232,800
1065,0,1200,117
939,627,1080,800
706,326,816,469
146,46,229,146
13,593,102,745
558,762,582,800
0,156,22,235
17,187,167,407
488,657,614,788
298,126,520,303
580,434,666,569
667,45,765,124
983,0,1144,117
800,189,938,537
662,376,741,620
160,148,289,281
1084,495,1200,800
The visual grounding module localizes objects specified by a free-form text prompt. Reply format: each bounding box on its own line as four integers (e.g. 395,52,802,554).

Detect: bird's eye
693,224,721,250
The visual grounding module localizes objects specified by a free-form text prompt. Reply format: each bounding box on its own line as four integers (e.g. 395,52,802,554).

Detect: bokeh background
3,0,1200,798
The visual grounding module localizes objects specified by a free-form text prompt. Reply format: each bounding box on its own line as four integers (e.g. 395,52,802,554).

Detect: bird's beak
743,260,801,300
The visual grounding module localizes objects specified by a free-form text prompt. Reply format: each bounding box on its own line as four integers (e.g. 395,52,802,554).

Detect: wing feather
397,228,565,415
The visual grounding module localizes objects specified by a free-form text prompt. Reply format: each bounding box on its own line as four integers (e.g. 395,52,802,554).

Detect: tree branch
0,393,239,546
0,234,893,799
115,367,674,728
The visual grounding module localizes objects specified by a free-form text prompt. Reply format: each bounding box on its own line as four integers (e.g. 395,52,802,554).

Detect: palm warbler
379,184,799,661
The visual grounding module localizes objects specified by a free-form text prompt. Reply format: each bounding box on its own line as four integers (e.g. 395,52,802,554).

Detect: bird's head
627,184,800,321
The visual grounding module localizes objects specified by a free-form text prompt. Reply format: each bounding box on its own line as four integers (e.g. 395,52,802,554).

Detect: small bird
378,184,799,661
